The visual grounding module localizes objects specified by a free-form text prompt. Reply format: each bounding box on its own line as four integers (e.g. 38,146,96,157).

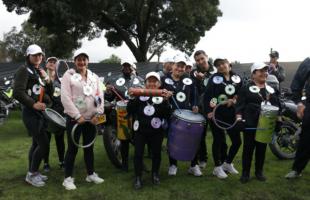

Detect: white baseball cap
122,61,136,69
46,57,58,62
163,57,174,63
73,49,89,60
26,44,44,56
250,62,269,73
173,54,187,64
145,71,160,81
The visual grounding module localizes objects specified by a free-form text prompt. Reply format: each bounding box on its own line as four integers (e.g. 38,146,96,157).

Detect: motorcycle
0,76,19,124
101,73,144,168
268,88,302,159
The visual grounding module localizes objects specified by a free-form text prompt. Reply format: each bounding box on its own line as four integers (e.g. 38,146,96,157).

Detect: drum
168,109,206,161
116,101,132,140
43,108,66,134
255,104,279,143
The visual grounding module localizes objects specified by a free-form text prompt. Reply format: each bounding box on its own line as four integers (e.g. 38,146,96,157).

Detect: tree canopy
3,0,222,62
99,54,121,64
0,21,74,62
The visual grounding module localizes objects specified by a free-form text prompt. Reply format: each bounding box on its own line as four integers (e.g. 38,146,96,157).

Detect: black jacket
105,74,144,102
235,81,281,128
160,73,197,111
13,65,53,109
190,65,217,96
268,63,286,83
127,96,171,133
290,57,310,104
204,71,243,116
50,79,64,114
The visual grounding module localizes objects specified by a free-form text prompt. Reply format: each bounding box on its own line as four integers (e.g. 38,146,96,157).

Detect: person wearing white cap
161,55,202,177
235,62,281,183
127,72,172,189
158,58,174,78
104,61,144,172
61,49,105,190
13,44,53,187
42,56,65,172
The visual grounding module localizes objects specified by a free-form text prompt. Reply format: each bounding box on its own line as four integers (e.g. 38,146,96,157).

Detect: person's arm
204,76,215,116
290,58,310,104
13,66,36,108
235,84,247,118
272,65,286,83
127,97,140,115
60,72,81,120
97,76,104,114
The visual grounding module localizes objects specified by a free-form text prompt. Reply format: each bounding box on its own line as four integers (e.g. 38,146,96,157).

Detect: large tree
3,0,222,62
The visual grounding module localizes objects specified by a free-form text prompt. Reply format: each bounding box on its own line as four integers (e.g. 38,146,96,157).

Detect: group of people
12,44,310,191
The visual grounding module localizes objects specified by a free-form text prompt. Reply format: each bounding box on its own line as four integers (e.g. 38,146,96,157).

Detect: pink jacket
61,68,104,120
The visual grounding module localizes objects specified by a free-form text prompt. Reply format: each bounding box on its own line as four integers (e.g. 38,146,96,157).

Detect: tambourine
212,101,238,130
129,88,166,97
71,121,97,148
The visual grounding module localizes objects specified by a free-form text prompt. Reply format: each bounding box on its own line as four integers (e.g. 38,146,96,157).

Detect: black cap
269,51,279,58
213,58,228,67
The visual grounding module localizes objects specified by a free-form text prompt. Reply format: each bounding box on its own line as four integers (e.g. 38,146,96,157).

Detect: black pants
210,121,241,166
120,140,130,167
64,117,96,178
292,104,310,173
198,123,208,163
22,108,49,173
242,129,267,176
44,130,65,164
134,130,163,176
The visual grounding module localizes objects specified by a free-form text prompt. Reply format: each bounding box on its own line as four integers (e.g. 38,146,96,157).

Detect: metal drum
116,101,132,140
168,109,206,161
43,108,66,134
255,104,279,143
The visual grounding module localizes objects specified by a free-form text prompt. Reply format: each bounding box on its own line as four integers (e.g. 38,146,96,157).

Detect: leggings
22,108,49,173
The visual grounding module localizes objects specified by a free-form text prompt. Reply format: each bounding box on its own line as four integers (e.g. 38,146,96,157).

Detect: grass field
0,111,309,200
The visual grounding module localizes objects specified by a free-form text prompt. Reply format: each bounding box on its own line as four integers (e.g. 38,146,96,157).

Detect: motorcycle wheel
102,125,122,168
269,120,299,160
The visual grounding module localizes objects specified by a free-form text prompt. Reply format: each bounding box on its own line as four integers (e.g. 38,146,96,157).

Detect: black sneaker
152,173,160,185
43,163,50,172
134,176,142,190
255,172,266,182
59,161,65,169
240,175,250,184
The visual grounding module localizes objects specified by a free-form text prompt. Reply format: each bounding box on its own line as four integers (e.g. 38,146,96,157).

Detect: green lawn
0,111,309,200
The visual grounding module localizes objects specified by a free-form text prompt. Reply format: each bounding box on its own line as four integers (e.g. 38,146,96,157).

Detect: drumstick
215,118,267,130
111,87,125,101
39,87,44,103
171,96,182,114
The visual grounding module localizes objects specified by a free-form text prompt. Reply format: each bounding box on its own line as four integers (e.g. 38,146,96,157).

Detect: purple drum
168,109,206,161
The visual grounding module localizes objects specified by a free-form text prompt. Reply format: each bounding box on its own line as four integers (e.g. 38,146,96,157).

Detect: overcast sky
1,0,310,63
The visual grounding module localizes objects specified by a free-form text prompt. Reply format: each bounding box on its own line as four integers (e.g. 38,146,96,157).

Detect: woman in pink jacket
61,49,104,190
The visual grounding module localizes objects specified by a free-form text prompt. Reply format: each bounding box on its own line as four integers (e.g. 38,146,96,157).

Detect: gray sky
1,0,310,63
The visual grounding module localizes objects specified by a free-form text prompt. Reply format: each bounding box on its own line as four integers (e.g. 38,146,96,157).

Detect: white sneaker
285,170,301,179
86,172,104,184
213,166,228,179
25,172,45,187
168,165,178,176
199,161,207,169
188,165,203,177
63,177,77,190
38,173,48,181
222,162,239,174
